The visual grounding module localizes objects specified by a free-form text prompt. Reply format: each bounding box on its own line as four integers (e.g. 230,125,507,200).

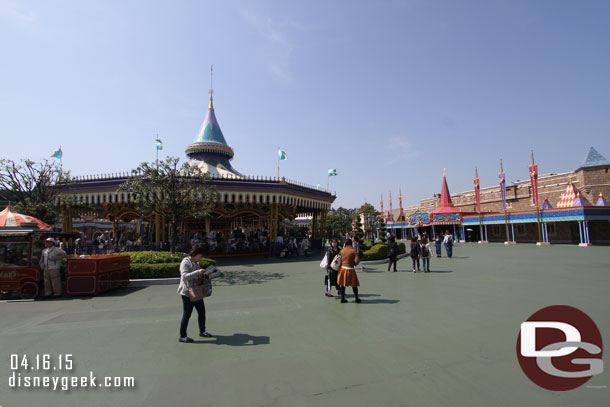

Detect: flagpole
327,174,330,192
156,134,159,170
59,145,63,181
277,146,280,180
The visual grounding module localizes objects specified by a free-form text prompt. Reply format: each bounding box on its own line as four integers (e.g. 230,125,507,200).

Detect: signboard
408,210,431,225
431,213,461,223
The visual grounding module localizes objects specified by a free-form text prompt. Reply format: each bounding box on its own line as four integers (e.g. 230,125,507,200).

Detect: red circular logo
516,305,603,391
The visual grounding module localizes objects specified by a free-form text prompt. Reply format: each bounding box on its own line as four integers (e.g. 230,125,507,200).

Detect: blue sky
1,0,609,209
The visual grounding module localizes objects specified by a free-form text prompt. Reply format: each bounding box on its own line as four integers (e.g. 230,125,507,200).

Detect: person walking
387,235,398,272
325,239,341,297
434,233,442,258
409,237,421,273
39,238,67,297
336,239,361,303
420,237,432,272
177,245,214,343
443,230,454,259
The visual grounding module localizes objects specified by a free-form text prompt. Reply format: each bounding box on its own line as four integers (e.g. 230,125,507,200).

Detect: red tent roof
0,205,52,230
431,170,462,214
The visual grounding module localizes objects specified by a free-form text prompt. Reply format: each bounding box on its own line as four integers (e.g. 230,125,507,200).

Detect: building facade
386,147,610,245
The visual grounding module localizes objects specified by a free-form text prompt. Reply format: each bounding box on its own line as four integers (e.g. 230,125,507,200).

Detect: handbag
330,254,342,271
320,253,329,269
187,275,212,302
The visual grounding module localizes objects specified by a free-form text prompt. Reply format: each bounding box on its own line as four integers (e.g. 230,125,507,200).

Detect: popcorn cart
0,226,76,299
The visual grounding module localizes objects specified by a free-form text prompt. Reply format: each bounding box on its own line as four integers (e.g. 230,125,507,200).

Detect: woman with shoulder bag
177,244,214,343
410,237,421,273
337,239,361,303
325,239,341,297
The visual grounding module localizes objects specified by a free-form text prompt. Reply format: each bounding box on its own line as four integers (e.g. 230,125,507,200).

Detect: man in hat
39,238,67,297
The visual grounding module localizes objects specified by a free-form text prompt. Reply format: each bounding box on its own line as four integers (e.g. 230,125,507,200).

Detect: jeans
180,295,206,338
435,242,442,256
445,244,453,258
422,257,430,272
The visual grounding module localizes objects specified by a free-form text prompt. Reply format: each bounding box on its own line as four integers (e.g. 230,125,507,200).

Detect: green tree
0,158,70,225
378,216,387,243
118,157,217,252
353,214,364,241
325,207,357,238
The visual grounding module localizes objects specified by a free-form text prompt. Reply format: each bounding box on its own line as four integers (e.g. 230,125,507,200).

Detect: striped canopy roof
0,205,52,230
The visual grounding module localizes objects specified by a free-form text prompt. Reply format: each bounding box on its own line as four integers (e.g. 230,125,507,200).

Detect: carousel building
57,90,335,247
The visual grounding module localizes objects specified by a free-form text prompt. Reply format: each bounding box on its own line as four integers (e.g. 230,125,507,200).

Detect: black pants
411,257,420,270
388,254,397,271
180,295,206,338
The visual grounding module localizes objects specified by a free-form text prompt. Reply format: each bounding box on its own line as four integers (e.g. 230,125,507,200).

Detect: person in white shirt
39,238,67,297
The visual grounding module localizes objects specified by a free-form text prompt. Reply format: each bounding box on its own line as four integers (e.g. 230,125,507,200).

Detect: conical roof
0,205,52,230
432,169,462,214
579,147,609,169
541,199,553,210
572,192,590,207
596,193,607,207
557,182,590,207
185,95,234,160
185,92,242,178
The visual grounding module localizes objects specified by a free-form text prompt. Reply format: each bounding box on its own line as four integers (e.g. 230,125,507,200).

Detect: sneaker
413,270,417,273
355,298,362,303
199,332,213,338
179,337,194,343
325,293,334,297
340,299,348,303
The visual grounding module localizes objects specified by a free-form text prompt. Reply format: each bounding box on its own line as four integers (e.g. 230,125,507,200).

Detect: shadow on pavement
214,270,285,286
28,285,147,301
195,333,270,346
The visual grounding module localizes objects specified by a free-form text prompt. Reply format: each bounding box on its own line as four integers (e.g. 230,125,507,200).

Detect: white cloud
0,0,37,25
386,136,421,163
239,8,305,83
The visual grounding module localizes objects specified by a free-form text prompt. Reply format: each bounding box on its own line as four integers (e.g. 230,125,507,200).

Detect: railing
70,172,336,196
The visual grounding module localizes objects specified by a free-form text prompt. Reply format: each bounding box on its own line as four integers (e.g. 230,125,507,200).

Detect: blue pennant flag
50,147,63,159
278,149,288,160
328,169,338,176
155,138,163,151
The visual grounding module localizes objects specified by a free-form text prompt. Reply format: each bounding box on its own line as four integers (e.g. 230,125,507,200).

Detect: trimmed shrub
360,240,373,251
361,244,388,261
397,242,406,255
64,252,215,279
123,251,186,264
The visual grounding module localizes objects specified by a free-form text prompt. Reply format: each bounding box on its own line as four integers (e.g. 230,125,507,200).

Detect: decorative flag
399,189,403,221
155,138,163,151
499,160,507,210
50,147,63,159
474,167,481,213
328,169,338,176
529,151,539,206
278,149,288,160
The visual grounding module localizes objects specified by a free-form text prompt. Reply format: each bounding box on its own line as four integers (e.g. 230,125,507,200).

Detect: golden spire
208,65,214,110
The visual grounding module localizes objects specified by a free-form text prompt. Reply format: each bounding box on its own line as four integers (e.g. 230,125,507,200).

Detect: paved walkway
1,243,608,406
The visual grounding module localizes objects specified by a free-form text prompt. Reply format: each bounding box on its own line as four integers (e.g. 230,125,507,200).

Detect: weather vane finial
208,65,214,110
443,168,446,177
500,159,504,173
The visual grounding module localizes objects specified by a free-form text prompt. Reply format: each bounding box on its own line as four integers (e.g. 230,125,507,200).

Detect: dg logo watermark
517,305,604,391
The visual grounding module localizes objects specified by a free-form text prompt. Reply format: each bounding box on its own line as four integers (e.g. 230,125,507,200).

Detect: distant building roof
579,147,610,169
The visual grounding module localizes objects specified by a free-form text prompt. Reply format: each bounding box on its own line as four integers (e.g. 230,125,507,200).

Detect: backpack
410,246,419,257
421,245,429,257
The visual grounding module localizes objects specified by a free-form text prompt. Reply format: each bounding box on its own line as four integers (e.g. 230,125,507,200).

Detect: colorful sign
408,210,431,225
432,213,461,223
